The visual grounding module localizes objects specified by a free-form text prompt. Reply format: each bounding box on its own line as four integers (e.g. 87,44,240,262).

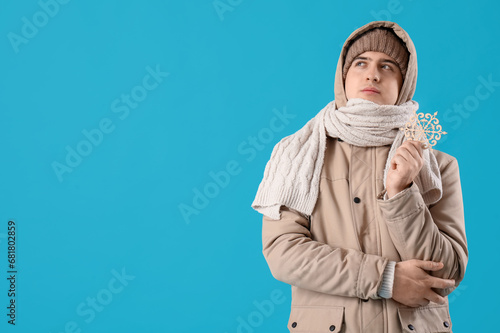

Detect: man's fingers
405,140,424,158
417,299,430,307
396,147,413,164
392,154,413,168
397,141,423,165
425,291,446,305
416,260,444,271
407,302,424,308
429,276,456,289
392,143,424,174
393,150,409,163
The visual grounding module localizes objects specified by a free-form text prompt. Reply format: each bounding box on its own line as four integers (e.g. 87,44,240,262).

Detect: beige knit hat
342,27,409,80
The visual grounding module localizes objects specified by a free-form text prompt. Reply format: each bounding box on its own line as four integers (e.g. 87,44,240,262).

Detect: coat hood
334,21,418,108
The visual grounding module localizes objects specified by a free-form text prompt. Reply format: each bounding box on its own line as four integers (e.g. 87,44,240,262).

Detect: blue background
1,0,498,332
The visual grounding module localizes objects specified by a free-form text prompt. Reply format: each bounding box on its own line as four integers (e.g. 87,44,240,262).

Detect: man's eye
382,64,392,70
355,61,365,66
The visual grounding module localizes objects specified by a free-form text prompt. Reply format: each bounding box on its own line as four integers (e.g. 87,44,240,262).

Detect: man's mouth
361,87,380,94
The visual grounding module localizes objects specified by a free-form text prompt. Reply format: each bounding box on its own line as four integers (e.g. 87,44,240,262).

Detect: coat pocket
397,305,452,332
287,305,344,332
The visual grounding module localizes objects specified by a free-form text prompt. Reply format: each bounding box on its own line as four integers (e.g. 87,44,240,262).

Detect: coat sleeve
262,206,389,300
376,157,468,295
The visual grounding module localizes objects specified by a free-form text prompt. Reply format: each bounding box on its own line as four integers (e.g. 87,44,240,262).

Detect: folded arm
262,206,388,300
378,157,468,294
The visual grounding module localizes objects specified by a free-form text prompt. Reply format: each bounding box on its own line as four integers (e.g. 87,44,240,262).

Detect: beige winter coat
260,21,468,333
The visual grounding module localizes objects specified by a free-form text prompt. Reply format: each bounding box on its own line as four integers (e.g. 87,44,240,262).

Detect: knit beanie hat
342,27,409,80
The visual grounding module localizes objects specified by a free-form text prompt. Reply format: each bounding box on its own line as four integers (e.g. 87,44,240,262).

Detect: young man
252,21,467,332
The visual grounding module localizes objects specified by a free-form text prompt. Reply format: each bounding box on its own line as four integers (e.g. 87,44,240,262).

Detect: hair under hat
342,27,409,81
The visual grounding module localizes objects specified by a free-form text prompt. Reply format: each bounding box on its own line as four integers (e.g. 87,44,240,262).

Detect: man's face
344,51,404,105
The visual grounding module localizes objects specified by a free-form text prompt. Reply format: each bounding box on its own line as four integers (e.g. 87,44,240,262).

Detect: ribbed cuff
377,261,396,299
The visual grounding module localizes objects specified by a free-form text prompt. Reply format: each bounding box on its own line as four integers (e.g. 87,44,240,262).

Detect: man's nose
365,65,380,82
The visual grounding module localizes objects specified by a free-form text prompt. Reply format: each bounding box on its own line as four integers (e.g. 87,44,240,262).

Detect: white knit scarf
251,98,443,220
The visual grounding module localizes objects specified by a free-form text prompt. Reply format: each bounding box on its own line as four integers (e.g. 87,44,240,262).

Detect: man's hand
392,260,455,308
386,140,424,199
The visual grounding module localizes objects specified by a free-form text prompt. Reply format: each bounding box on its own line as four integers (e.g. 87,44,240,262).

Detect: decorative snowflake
400,110,447,149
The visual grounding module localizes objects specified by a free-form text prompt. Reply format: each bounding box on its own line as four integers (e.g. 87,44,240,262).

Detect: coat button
408,324,415,330
443,321,450,328
329,325,336,331
337,138,343,142
353,197,361,203
291,322,297,328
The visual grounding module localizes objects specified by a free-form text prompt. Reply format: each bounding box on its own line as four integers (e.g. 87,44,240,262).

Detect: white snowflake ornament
400,110,447,149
